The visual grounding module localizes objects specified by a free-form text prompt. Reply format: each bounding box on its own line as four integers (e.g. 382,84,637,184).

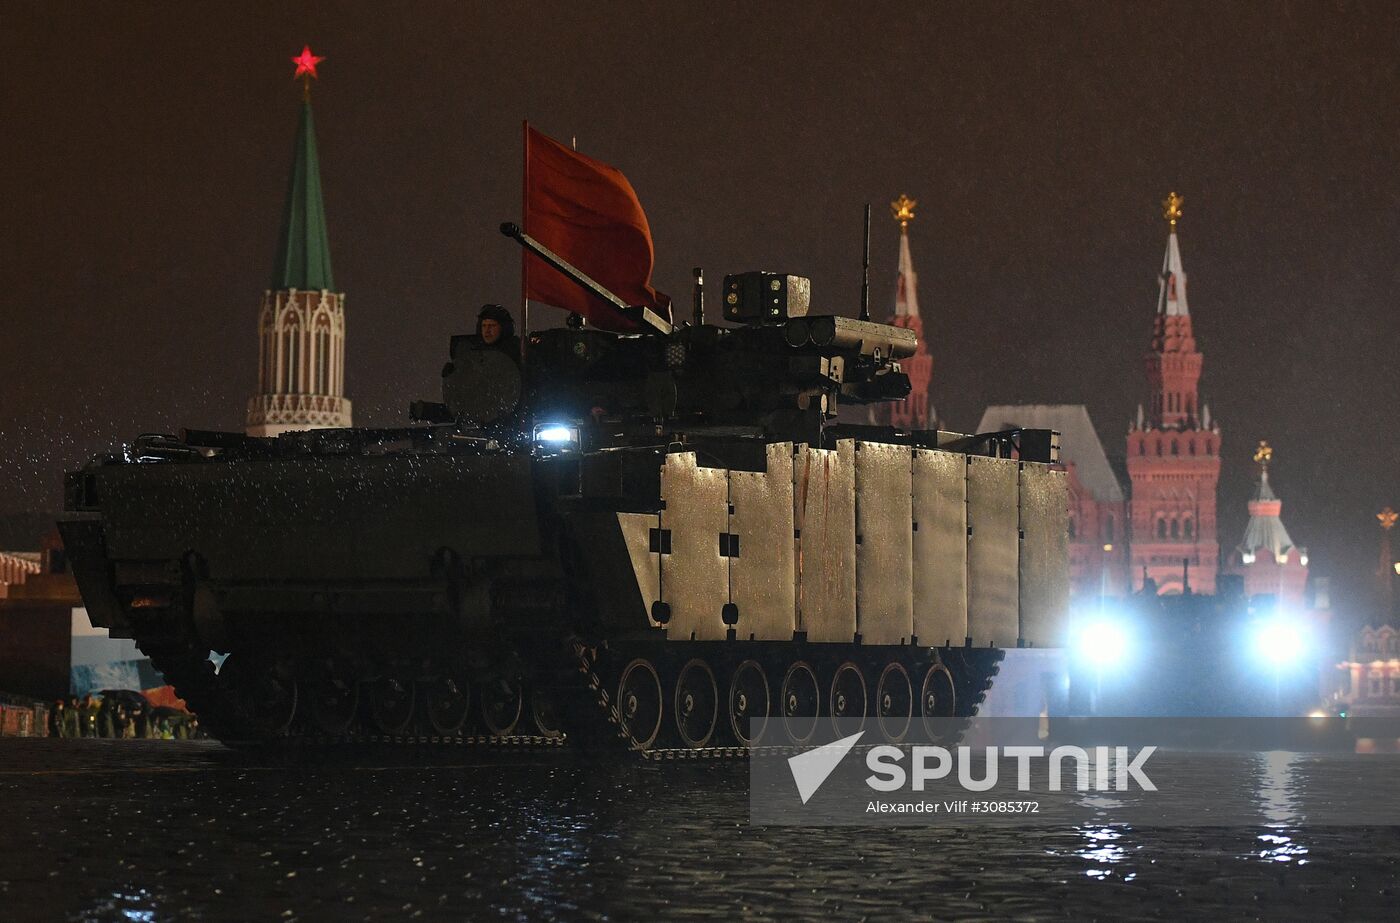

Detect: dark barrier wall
0,603,71,700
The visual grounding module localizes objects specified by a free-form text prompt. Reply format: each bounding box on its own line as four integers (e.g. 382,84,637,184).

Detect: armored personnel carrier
59,223,1068,758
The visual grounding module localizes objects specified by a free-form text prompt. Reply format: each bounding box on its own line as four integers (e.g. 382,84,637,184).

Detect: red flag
523,125,671,331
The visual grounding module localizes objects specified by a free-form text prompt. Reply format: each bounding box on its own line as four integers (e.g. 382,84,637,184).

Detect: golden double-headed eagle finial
891,195,917,232
1163,191,1184,229
1381,507,1399,531
1253,440,1273,466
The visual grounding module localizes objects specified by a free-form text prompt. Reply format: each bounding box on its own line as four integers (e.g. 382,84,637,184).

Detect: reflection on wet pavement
2,740,1399,921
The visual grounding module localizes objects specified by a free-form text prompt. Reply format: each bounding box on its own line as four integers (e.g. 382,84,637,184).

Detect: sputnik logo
788,732,864,804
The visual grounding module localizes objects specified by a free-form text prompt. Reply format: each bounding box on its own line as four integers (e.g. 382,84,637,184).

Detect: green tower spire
271,98,334,291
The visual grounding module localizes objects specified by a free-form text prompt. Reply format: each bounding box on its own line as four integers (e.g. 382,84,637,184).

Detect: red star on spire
291,45,324,80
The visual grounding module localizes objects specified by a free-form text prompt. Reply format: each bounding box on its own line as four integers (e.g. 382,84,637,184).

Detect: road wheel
920,662,957,741
480,676,524,736
780,661,820,745
306,676,359,736
218,654,296,738
616,658,664,749
368,674,416,736
876,661,913,743
829,661,867,734
727,659,770,747
529,685,564,740
421,677,470,735
673,658,718,749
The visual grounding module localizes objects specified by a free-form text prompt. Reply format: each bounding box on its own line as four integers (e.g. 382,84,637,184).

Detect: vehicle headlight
533,423,581,453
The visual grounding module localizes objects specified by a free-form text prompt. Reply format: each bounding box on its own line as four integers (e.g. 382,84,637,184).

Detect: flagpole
521,120,530,366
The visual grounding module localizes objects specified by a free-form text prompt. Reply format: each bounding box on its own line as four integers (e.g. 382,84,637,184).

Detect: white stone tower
245,47,352,437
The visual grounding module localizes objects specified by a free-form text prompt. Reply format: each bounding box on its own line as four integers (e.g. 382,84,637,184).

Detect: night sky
4,1,1398,621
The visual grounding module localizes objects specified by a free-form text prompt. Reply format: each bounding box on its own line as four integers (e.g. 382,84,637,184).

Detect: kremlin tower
1226,441,1308,606
1125,193,1221,594
245,47,352,437
877,195,934,429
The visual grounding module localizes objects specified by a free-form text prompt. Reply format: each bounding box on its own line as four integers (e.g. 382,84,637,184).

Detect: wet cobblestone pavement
3,740,1399,921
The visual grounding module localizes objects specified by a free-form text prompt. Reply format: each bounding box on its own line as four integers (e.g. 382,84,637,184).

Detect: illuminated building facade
1125,193,1221,594
1225,442,1308,607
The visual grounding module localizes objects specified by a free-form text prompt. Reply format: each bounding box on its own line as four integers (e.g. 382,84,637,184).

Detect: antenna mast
859,204,871,321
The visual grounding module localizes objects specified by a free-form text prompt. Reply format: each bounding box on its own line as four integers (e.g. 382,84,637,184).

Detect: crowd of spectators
47,692,199,739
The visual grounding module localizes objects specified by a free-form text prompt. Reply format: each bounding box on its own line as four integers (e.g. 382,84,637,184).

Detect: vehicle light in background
1073,619,1129,668
1252,619,1306,667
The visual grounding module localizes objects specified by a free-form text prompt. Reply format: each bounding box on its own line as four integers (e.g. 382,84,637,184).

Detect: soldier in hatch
475,304,520,357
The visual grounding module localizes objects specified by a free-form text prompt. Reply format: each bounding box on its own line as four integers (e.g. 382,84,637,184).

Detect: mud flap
56,514,129,635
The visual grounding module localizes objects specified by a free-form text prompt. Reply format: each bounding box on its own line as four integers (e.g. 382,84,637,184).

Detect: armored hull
60,414,1067,757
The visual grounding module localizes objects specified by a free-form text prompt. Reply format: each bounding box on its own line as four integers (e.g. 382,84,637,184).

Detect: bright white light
1308,710,1328,720
1253,620,1305,667
1075,620,1128,667
535,425,577,444
1242,551,1256,565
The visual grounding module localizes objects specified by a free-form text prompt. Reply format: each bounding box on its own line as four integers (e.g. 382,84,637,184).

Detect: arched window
1156,441,1163,457
1184,518,1194,539
1104,516,1115,543
1170,519,1179,539
1157,519,1167,539
281,313,301,393
314,316,332,394
1188,440,1196,456
1139,442,1147,456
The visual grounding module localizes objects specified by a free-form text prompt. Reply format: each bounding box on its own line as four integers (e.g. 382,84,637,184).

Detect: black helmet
477,304,515,334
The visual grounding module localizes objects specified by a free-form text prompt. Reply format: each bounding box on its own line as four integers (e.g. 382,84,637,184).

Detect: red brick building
872,195,935,429
1125,194,1221,594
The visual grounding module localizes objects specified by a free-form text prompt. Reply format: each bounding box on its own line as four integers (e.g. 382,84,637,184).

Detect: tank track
106,551,1008,761
560,638,1003,762
123,591,1002,762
